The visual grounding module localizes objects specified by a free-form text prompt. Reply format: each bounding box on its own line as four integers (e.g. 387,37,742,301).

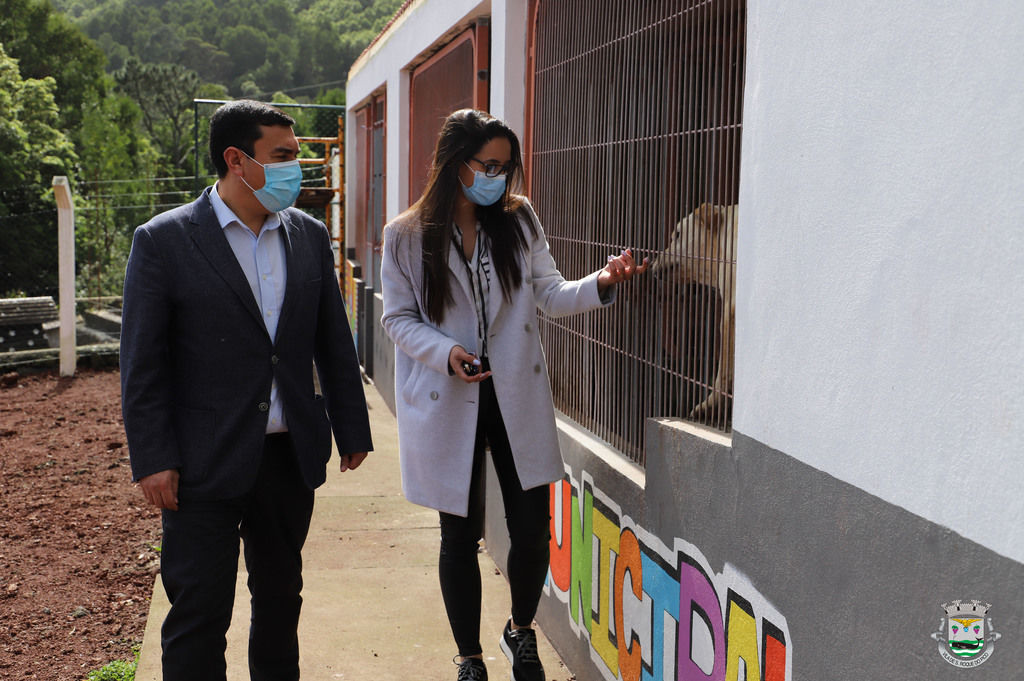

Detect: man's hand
138,469,180,511
339,452,368,472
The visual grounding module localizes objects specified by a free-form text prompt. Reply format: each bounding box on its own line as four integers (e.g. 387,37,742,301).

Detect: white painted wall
735,1,1024,562
348,0,485,222
490,0,529,139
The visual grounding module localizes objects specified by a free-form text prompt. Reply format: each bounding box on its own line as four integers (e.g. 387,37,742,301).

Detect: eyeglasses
468,157,514,178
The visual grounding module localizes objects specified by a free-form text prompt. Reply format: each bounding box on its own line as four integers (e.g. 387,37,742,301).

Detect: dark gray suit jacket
120,188,372,499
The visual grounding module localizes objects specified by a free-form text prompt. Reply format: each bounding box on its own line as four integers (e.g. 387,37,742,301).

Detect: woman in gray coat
380,109,646,681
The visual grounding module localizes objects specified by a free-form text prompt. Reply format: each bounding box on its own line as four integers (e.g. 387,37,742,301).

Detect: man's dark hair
209,100,295,177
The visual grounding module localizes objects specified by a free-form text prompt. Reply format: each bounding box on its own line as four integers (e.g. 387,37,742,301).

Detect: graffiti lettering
546,467,791,681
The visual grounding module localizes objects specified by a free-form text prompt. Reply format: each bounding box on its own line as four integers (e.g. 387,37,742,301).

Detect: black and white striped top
451,222,492,358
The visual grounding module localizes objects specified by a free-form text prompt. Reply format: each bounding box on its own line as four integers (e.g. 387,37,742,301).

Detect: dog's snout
647,253,678,278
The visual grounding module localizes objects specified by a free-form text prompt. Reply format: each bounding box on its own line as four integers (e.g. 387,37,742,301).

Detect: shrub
87,648,138,681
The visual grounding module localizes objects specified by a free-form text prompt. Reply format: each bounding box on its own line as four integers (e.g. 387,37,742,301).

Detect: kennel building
345,1,1024,679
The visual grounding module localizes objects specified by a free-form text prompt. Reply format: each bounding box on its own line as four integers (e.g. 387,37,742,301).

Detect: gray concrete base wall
485,416,1023,680
369,292,396,413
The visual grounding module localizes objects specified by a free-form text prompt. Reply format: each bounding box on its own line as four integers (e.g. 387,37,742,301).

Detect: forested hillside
0,0,402,300
51,0,403,97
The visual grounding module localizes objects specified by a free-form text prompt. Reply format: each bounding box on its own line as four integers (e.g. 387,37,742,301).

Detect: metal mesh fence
409,30,477,206
530,0,746,464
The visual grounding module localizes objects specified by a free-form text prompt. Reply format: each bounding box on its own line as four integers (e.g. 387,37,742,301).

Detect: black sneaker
455,656,488,681
499,620,545,681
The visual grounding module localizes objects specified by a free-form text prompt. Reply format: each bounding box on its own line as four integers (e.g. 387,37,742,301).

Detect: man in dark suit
120,99,372,681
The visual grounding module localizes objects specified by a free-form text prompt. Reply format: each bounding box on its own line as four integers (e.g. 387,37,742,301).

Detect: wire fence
0,207,59,299
530,0,746,463
0,100,344,355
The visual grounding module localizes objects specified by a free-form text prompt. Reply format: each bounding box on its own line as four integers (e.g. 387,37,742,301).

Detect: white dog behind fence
649,203,738,422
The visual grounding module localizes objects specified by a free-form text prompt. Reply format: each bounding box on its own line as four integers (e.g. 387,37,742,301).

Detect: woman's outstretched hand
598,248,649,293
449,345,492,383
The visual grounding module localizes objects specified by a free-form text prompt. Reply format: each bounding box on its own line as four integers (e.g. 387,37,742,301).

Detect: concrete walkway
135,383,572,681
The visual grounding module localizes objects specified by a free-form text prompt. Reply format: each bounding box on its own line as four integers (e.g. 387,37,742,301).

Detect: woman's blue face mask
460,162,507,206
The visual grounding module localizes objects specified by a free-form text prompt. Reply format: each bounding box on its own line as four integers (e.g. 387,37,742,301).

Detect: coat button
258,401,269,412
533,364,542,374
430,391,439,400
271,355,279,364
524,323,533,332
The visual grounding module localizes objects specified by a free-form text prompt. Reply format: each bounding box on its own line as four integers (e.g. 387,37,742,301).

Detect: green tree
179,36,232,85
251,41,297,95
257,0,296,38
316,88,346,107
114,58,201,172
0,42,78,297
75,86,160,297
221,24,269,83
0,0,106,132
52,0,406,97
294,0,405,89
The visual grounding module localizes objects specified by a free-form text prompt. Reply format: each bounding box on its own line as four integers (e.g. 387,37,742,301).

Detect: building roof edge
348,0,418,82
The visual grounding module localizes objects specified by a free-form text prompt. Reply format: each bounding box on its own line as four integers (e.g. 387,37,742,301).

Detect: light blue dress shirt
210,183,288,434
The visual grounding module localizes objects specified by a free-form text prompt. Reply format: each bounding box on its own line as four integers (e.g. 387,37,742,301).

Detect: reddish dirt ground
0,368,160,680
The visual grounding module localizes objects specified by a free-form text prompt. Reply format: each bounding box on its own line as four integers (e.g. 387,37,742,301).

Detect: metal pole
52,176,76,377
194,100,200,197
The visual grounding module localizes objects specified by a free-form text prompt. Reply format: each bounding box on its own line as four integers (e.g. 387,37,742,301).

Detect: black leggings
438,372,551,658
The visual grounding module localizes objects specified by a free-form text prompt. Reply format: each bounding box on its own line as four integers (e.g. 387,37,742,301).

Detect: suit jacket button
533,364,542,374
258,401,269,412
524,323,533,332
271,355,279,365
429,391,439,400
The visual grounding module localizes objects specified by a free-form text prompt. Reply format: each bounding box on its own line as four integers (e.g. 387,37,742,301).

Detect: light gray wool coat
380,200,615,516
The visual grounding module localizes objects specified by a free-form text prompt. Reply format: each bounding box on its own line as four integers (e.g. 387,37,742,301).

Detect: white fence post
52,176,75,377
331,148,342,274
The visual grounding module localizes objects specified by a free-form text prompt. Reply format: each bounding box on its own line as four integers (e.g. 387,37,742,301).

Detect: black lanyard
451,224,490,358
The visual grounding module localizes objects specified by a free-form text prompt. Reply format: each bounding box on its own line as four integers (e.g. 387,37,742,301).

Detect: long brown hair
404,109,537,324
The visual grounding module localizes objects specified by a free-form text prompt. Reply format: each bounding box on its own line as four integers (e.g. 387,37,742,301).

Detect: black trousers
159,433,314,681
438,371,552,657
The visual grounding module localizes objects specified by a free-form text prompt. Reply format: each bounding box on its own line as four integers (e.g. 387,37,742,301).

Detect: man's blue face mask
240,150,302,213
460,162,507,206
